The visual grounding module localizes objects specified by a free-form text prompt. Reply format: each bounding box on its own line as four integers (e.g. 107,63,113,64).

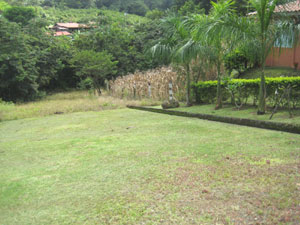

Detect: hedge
192,77,300,108
127,105,300,134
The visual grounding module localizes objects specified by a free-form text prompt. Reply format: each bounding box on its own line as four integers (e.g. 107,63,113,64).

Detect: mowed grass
0,91,160,122
172,104,300,125
240,67,300,79
0,109,299,224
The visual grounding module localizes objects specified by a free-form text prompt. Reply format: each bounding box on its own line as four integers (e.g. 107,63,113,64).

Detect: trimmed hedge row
192,77,300,108
127,105,300,134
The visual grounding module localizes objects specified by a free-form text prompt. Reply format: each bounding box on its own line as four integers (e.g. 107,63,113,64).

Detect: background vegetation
1,0,299,114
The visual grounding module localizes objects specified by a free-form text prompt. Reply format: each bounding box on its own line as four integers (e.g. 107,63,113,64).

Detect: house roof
56,23,88,29
54,31,72,37
248,0,300,15
275,0,300,13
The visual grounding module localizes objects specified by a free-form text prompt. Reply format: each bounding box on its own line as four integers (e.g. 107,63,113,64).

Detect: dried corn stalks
109,67,186,101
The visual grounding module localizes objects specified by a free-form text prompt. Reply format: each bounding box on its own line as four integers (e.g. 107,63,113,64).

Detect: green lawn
172,104,300,125
1,109,300,224
240,67,300,79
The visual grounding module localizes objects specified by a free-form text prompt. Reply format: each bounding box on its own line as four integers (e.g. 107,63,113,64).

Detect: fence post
169,81,173,101
105,79,110,94
133,83,136,99
148,82,151,98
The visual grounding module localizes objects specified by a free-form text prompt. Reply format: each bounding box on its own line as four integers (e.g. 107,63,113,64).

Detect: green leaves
0,17,39,102
3,6,36,26
193,77,300,106
71,50,118,93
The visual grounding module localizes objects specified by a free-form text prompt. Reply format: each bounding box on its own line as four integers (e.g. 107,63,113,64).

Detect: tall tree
151,13,205,106
3,5,36,26
0,17,39,102
241,0,296,114
250,0,278,114
187,0,238,109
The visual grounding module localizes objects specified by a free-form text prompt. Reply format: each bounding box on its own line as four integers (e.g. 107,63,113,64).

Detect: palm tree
151,13,195,106
186,0,238,109
247,0,300,114
250,0,278,114
235,0,298,114
186,0,297,113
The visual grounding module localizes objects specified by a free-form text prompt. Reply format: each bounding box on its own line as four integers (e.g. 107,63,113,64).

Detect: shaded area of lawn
172,104,300,125
0,109,299,224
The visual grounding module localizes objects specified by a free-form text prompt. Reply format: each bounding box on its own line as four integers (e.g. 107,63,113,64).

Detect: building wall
266,44,300,69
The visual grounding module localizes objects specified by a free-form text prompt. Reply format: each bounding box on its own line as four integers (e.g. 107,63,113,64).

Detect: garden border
127,105,300,134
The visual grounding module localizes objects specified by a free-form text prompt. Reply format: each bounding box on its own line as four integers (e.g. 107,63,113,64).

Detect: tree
126,1,148,16
249,0,278,114
187,0,238,109
178,0,203,16
146,9,165,20
151,13,200,106
71,50,118,94
74,19,161,77
0,17,39,102
3,6,36,26
0,0,11,12
237,0,296,114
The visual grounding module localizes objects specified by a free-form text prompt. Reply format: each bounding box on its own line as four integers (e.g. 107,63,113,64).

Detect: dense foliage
0,2,165,102
1,0,297,106
71,50,118,94
193,77,300,109
0,16,77,102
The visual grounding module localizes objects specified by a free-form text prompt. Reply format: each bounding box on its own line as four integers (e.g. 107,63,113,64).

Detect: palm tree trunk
215,61,222,110
258,36,266,115
186,64,192,106
257,67,266,114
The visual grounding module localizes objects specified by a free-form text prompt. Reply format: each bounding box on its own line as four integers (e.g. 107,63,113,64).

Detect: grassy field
171,104,300,125
1,106,299,224
0,91,160,122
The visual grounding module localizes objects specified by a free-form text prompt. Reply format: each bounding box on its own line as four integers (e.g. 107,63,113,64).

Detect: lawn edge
127,105,300,134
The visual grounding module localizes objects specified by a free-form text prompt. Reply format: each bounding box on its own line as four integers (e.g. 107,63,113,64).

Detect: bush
224,50,248,76
192,77,300,108
3,6,36,26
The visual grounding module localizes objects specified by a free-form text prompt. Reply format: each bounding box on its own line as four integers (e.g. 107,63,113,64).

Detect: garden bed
128,104,300,134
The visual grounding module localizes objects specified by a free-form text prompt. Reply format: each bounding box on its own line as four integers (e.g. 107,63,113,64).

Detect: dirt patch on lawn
133,156,300,224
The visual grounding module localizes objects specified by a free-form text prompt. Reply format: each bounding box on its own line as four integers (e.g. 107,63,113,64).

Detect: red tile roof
275,0,300,13
249,0,300,15
54,31,72,37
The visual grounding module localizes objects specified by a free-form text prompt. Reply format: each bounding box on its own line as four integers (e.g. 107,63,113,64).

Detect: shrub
192,77,300,108
224,50,248,76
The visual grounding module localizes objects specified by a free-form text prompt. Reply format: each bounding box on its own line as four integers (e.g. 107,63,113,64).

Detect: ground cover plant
0,108,299,224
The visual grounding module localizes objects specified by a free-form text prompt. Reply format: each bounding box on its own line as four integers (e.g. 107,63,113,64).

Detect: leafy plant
71,50,118,95
224,50,248,76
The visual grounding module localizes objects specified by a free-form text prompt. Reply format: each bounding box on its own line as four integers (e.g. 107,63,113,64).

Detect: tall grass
0,91,160,122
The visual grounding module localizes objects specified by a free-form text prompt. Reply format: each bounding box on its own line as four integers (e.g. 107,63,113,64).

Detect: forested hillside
1,0,250,16
0,0,168,102
3,0,174,16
